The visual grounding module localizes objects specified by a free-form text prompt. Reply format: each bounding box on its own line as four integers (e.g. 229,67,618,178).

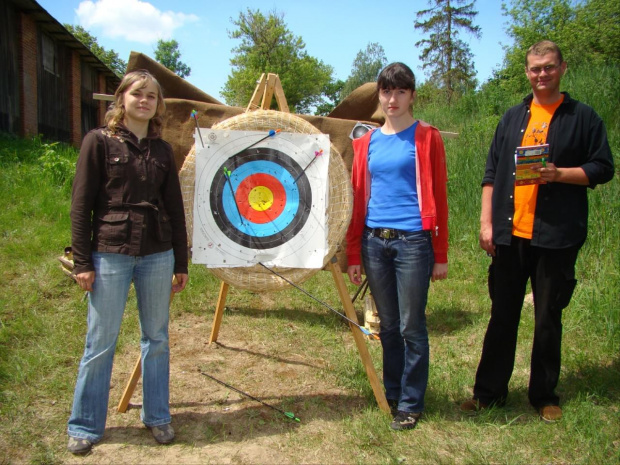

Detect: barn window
41,33,57,75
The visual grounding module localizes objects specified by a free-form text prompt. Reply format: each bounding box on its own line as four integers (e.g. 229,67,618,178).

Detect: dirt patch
62,312,371,464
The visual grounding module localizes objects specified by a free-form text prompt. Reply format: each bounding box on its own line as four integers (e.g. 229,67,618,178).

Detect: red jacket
345,121,449,266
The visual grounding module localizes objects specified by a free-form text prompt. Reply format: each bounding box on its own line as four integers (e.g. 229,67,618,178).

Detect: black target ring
209,147,312,250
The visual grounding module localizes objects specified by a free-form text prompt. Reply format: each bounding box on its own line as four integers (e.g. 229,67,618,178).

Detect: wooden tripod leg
328,260,390,414
117,355,142,413
209,281,229,344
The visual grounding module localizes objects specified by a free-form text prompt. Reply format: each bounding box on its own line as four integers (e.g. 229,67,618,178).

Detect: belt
366,227,406,239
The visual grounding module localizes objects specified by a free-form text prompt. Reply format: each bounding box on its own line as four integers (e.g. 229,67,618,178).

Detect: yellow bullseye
248,186,274,211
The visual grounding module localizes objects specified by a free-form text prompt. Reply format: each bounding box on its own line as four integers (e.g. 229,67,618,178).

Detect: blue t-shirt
366,122,422,231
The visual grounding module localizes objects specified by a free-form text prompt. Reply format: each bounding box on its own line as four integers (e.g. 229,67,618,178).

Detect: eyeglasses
528,64,560,75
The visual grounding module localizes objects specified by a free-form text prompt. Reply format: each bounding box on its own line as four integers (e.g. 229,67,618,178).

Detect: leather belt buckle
379,228,396,239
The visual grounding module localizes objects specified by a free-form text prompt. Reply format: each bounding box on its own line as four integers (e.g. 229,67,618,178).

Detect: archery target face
192,129,330,268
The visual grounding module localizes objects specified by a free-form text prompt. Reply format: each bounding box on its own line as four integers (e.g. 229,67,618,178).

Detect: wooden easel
117,73,389,414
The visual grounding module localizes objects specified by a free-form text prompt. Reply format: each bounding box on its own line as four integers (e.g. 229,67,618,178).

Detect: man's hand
479,222,495,256
480,184,495,256
536,163,590,185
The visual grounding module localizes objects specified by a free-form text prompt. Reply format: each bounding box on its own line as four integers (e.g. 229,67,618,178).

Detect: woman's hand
75,271,95,291
431,263,448,282
172,273,189,293
347,265,362,285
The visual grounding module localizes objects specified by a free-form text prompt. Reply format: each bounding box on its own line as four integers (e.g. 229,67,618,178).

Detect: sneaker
390,411,421,431
460,398,489,413
539,405,562,423
149,423,175,444
387,398,399,416
67,437,92,455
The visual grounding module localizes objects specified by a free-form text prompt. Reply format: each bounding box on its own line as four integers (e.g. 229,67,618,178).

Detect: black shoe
390,411,421,431
149,423,175,444
67,437,93,455
387,399,399,416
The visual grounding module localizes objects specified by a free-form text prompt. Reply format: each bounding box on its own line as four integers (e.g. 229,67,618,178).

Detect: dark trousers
473,236,580,408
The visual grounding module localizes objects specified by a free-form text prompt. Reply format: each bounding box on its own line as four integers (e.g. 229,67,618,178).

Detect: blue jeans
362,229,434,413
68,250,174,442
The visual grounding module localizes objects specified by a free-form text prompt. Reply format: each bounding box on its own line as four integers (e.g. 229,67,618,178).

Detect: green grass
0,65,618,463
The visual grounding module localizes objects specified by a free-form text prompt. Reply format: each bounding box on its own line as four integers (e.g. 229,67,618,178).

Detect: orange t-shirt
512,96,563,238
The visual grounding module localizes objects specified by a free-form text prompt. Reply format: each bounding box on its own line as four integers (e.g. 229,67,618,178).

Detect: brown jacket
70,125,188,275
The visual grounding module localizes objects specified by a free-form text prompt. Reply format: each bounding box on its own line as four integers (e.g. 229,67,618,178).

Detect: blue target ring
210,147,312,249
221,160,299,237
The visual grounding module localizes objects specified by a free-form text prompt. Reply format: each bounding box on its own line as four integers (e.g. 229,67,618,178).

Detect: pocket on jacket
97,212,130,245
151,158,170,186
106,152,129,177
156,211,172,242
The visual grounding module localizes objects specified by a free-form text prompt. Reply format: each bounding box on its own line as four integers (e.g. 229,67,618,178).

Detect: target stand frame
116,75,390,415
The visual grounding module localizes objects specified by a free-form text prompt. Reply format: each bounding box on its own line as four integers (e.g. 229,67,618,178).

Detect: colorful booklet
515,144,549,185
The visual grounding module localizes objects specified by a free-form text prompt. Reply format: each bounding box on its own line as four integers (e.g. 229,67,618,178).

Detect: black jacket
71,125,188,274
483,92,614,249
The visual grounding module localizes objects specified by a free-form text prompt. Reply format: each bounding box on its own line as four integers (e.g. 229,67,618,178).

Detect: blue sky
36,0,512,102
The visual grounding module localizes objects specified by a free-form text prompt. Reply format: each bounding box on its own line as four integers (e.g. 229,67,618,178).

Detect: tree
498,0,620,96
503,0,620,74
222,9,334,114
567,0,620,65
341,42,388,98
154,39,191,78
500,0,574,93
64,25,126,77
414,0,481,102
314,79,345,116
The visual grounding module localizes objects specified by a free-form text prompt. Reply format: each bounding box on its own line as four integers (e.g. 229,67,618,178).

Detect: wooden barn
0,0,121,147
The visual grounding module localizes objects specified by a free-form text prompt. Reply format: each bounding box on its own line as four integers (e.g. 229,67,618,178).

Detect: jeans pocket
401,231,429,244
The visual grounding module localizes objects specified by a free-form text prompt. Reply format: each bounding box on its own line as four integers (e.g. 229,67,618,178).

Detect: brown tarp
125,52,383,270
126,52,380,172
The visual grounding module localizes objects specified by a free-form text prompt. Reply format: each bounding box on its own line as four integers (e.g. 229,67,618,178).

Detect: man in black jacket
460,40,614,423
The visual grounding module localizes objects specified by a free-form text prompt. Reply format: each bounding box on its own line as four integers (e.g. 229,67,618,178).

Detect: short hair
377,62,416,92
105,70,166,135
525,40,564,66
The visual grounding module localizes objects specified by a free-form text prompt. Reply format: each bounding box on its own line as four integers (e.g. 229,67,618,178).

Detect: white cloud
75,0,199,44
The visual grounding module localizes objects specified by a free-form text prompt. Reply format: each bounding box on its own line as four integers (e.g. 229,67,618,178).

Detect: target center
249,186,274,211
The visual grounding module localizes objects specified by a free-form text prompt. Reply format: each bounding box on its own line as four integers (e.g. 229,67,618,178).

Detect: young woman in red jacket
346,62,449,431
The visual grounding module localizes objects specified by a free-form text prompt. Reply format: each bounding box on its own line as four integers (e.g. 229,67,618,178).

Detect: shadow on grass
561,356,620,403
100,393,366,448
425,357,620,426
427,304,476,334
206,341,323,369
218,304,363,331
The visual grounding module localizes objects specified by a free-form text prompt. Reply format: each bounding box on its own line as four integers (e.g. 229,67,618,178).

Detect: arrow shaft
200,371,297,420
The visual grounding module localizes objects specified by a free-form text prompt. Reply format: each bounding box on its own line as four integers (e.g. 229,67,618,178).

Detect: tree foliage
341,42,388,98
154,39,191,78
64,25,126,77
414,0,481,101
314,79,345,116
222,9,334,114
499,0,620,94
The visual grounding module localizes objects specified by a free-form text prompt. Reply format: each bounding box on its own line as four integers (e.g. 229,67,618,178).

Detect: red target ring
235,173,287,224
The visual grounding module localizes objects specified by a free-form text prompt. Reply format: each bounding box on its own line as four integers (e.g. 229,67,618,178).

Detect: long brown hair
105,70,166,135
